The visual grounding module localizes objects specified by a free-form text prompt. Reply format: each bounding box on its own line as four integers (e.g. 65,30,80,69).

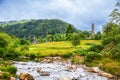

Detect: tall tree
66,24,73,40
109,2,120,24
102,2,120,45
66,25,73,36
102,2,120,60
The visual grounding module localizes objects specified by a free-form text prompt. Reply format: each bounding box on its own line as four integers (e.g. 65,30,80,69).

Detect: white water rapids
13,61,112,80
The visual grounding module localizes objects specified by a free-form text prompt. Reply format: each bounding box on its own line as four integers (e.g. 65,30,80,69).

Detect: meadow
29,40,101,55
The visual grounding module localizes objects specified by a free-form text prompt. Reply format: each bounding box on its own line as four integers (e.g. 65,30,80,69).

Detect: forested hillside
0,19,77,39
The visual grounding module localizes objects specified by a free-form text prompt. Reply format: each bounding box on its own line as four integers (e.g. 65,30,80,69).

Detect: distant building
91,23,95,39
32,36,39,44
92,23,94,34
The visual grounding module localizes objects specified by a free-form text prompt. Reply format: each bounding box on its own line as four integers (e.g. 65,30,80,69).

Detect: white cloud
0,0,118,31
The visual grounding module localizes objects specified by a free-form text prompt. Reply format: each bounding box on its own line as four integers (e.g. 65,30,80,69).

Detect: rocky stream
12,58,115,80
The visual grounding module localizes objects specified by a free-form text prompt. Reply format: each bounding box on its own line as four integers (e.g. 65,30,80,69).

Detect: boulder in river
10,76,16,80
10,61,16,64
59,76,72,80
41,59,51,63
81,65,91,71
53,57,62,60
36,68,50,76
66,64,77,70
36,67,42,73
91,67,101,73
90,67,114,79
98,72,114,79
40,71,50,76
19,72,34,80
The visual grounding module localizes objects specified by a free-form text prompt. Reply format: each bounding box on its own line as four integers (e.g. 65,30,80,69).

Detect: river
13,61,112,80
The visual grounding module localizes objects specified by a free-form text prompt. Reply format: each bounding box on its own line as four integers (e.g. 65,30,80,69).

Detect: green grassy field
29,40,101,55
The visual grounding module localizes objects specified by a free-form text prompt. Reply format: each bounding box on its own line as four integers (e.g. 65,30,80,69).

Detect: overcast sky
0,0,119,32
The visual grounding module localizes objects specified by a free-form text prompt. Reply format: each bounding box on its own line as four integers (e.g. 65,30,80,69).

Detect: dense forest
0,19,77,40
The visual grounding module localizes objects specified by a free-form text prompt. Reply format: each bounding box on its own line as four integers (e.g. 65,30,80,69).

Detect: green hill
0,19,77,39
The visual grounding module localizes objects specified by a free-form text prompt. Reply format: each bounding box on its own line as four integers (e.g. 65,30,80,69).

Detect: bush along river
12,57,115,80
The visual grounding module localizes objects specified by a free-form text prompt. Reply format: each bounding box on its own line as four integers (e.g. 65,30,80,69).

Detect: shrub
35,53,46,58
7,66,17,74
0,48,5,57
29,53,36,60
74,49,87,56
85,52,102,62
49,53,59,57
88,44,103,53
0,61,10,66
60,53,72,58
4,49,21,60
84,43,95,45
113,35,120,44
101,42,120,60
94,32,102,40
72,34,80,46
0,66,6,72
0,72,10,79
111,43,120,60
0,66,17,75
20,45,29,52
20,39,30,45
102,37,114,45
0,36,8,47
71,55,84,64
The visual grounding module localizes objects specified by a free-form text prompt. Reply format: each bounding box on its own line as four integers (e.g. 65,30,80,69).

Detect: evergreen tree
109,2,120,24
66,24,73,40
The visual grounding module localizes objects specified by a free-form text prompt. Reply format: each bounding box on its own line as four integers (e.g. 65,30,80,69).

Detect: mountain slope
0,19,77,39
